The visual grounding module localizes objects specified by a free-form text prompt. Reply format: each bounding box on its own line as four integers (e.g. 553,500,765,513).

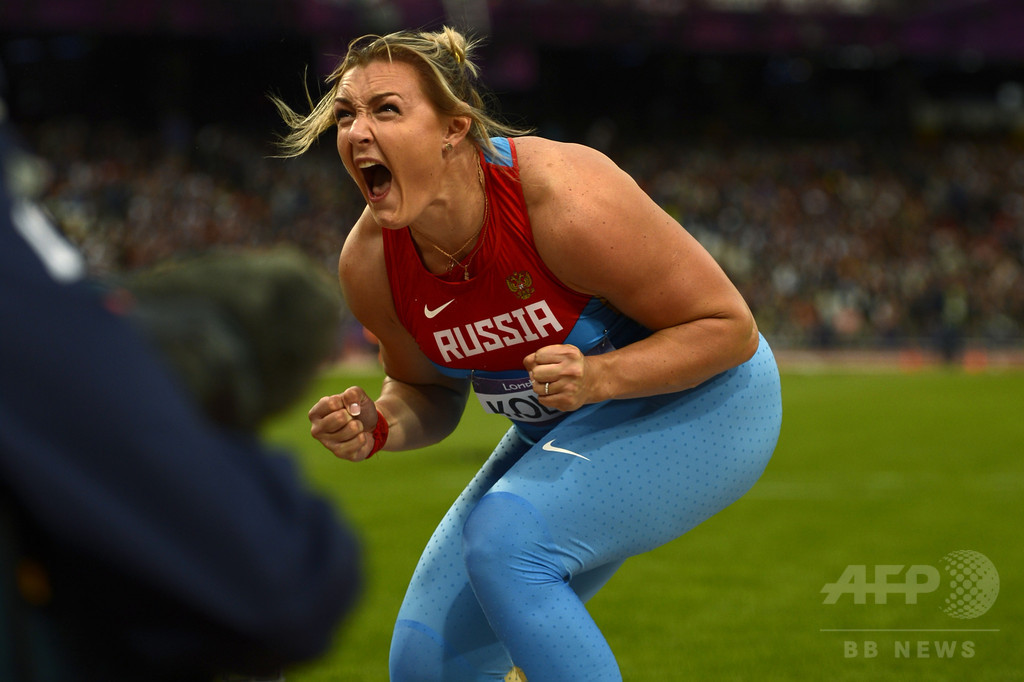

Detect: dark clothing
0,121,361,681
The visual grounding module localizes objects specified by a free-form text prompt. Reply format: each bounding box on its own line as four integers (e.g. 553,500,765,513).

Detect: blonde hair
273,26,529,158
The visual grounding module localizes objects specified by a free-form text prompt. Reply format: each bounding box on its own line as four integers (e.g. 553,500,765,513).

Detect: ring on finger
544,382,550,396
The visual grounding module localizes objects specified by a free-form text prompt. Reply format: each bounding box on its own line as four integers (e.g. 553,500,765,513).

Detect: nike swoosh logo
542,439,590,461
423,299,455,319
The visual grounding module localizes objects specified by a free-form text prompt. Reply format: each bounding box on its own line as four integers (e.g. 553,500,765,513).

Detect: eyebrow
333,91,402,107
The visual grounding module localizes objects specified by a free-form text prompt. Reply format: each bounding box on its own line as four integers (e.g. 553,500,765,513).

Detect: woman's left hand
524,344,596,412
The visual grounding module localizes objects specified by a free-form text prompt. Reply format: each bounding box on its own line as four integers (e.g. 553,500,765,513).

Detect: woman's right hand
308,386,381,461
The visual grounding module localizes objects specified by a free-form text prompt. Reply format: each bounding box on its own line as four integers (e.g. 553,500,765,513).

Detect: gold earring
444,142,454,153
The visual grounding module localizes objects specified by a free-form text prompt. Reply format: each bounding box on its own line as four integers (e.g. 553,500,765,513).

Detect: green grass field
262,366,1024,681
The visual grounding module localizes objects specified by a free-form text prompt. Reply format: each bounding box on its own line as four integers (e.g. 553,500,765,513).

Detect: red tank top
382,138,594,375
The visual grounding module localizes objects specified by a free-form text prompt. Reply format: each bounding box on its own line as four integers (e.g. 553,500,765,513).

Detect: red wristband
366,409,389,459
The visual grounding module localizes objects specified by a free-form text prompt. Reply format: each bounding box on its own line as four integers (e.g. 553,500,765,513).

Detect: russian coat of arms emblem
506,271,534,300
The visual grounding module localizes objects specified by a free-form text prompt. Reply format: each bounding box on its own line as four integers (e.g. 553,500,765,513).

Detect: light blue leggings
389,337,782,681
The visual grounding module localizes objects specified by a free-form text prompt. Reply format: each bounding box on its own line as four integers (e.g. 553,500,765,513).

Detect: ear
443,115,473,148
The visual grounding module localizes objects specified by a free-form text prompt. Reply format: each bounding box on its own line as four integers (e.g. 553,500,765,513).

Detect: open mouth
359,162,392,199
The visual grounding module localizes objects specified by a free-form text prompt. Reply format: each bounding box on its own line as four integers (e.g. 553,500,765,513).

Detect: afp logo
821,550,999,619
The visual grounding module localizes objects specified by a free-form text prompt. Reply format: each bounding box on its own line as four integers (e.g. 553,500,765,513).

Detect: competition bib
470,338,615,425
472,373,561,425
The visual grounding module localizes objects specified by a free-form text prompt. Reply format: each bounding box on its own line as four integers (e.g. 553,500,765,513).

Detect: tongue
369,166,392,197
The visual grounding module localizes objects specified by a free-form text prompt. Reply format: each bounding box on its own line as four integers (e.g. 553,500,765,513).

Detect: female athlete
276,27,782,682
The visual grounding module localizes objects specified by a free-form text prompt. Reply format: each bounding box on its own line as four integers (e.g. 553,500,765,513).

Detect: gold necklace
417,161,488,281
452,191,488,280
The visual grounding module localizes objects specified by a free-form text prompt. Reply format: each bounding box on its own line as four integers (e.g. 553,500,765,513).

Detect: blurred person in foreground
276,27,782,682
0,108,361,681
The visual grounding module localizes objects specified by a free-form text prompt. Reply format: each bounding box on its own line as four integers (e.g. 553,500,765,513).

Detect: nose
347,112,373,146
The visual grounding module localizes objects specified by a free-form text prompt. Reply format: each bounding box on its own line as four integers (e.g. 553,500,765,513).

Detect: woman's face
333,59,449,229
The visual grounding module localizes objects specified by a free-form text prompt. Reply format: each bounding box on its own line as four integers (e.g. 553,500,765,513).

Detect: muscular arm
332,208,469,453
517,137,759,405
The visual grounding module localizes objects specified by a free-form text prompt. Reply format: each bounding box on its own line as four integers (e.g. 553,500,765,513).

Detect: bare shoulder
339,208,382,284
513,137,661,294
515,136,643,233
514,136,622,202
338,208,393,328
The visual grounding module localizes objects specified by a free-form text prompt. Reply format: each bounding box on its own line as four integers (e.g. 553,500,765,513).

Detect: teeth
357,160,379,169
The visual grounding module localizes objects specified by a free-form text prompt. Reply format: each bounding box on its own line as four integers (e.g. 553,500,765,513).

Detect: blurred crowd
27,119,359,274
25,119,1024,356
620,135,1024,355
